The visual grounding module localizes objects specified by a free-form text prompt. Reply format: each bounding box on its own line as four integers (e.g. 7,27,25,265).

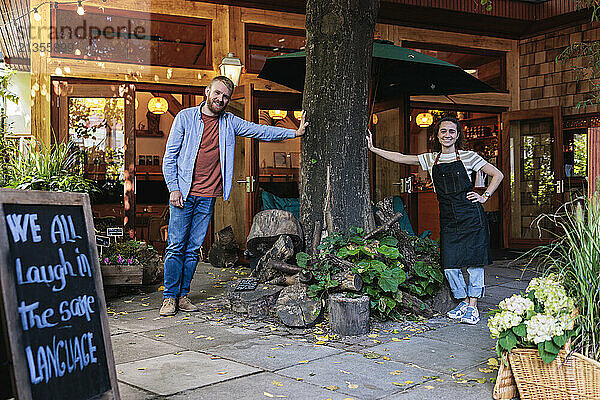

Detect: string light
33,7,42,21
1,0,97,29
76,1,85,15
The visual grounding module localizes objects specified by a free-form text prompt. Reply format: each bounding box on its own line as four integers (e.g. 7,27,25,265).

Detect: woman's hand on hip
467,191,486,203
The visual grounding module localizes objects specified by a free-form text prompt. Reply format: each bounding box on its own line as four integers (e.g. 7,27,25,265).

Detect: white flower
488,310,523,339
526,314,557,344
526,274,575,317
499,294,534,316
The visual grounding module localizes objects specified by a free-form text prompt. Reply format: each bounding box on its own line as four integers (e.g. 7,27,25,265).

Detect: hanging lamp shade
268,110,287,120
372,114,379,125
148,97,168,114
416,112,433,128
293,111,302,120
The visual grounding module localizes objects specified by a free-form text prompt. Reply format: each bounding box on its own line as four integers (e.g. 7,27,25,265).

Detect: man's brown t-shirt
189,113,223,197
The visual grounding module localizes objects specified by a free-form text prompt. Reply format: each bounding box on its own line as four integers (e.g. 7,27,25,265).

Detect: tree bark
301,0,380,243
330,271,363,292
328,293,370,336
276,283,323,327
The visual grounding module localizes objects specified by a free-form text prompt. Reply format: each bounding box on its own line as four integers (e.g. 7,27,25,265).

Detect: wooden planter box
100,264,143,285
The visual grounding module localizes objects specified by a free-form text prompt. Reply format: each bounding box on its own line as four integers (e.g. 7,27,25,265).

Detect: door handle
236,176,255,192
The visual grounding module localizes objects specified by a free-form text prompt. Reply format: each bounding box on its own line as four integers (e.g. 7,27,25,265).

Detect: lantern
268,110,287,120
148,97,168,114
416,112,433,128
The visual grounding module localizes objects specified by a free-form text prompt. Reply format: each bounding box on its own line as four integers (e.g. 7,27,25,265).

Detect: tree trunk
301,0,380,242
330,271,363,292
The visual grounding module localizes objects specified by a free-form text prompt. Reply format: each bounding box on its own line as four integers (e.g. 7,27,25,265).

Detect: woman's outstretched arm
366,131,420,166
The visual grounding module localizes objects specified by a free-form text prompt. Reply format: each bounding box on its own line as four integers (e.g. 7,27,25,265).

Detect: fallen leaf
325,385,339,391
392,382,404,386
391,338,402,342
473,377,486,384
264,392,274,398
271,347,282,350
195,335,206,339
141,303,149,306
347,383,359,389
296,377,303,381
272,381,283,387
488,357,499,367
363,352,381,359
405,380,414,384
206,336,215,340
424,385,435,389
298,360,310,363
382,356,391,361
137,367,146,370
118,371,123,374
479,368,493,373
217,371,228,375
124,300,133,303
315,341,326,345
155,334,164,337
389,370,403,375
455,373,465,378
137,317,146,320
157,285,165,291
367,334,379,338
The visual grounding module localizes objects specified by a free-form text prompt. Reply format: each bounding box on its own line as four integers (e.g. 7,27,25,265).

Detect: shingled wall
519,22,600,115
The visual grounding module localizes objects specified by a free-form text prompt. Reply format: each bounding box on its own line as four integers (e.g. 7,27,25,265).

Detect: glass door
54,81,136,236
502,107,563,248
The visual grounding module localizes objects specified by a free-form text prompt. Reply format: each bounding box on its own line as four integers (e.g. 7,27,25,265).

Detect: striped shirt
418,151,487,191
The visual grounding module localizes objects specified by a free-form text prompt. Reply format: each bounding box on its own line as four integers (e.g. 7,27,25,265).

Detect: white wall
2,69,31,136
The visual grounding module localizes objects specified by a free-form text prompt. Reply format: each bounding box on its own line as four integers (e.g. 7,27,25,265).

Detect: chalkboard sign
0,189,120,400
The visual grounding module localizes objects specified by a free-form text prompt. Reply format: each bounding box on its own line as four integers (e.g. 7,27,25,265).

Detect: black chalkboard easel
0,189,120,400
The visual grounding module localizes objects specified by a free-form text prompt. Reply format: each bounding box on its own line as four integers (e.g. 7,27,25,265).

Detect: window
245,24,305,73
51,6,211,69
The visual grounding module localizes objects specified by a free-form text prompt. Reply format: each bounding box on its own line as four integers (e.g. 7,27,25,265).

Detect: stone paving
106,255,537,399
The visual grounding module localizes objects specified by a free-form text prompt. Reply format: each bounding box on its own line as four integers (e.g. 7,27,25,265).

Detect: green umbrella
258,39,499,100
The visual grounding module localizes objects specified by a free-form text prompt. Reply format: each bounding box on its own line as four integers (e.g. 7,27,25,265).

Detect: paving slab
117,382,156,400
107,292,163,313
111,332,185,364
418,320,495,351
207,335,344,371
116,350,261,396
138,320,263,351
109,309,197,334
167,371,353,400
369,336,495,375
380,377,493,400
277,350,438,400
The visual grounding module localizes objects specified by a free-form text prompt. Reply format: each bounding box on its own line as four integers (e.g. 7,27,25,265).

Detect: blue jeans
444,267,485,299
163,195,215,299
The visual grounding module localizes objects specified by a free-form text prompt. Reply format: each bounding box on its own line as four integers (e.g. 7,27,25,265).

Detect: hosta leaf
296,252,311,268
380,236,398,247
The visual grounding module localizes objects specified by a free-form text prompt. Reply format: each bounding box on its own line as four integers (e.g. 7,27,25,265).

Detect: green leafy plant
525,194,600,361
297,228,443,320
488,274,576,364
3,138,98,194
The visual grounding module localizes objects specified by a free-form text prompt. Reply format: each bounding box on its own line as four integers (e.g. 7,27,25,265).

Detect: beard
206,96,226,114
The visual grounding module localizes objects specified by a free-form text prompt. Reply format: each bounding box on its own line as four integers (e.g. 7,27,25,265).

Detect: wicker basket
508,349,600,400
492,353,518,400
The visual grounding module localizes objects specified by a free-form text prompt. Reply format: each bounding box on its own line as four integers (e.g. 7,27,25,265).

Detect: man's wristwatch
483,191,491,199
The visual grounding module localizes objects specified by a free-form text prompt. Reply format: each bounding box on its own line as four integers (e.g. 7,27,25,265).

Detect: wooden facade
1,0,598,249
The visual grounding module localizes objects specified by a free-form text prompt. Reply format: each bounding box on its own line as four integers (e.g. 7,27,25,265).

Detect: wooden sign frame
0,189,120,400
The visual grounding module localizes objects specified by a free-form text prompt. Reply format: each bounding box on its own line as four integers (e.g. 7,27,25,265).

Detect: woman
366,117,504,324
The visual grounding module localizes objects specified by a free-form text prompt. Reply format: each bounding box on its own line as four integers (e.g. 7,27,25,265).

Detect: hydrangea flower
499,294,534,316
526,314,557,344
488,310,523,338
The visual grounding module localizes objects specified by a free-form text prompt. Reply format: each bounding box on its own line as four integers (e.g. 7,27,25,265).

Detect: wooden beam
241,8,305,30
31,1,52,145
410,93,512,108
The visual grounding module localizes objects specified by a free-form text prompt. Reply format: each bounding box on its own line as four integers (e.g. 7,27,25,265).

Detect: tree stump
226,282,283,318
208,226,240,268
276,283,322,328
425,279,456,315
328,293,370,336
246,210,304,256
253,235,295,283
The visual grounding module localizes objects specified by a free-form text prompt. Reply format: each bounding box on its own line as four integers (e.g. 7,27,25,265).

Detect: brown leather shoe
178,296,199,312
159,298,177,316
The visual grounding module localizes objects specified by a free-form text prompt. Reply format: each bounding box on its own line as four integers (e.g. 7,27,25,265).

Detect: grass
526,191,600,361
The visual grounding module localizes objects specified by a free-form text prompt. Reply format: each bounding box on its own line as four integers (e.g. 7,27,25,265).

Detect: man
160,76,308,316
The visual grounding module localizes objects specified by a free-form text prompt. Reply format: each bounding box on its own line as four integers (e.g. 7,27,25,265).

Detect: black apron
432,150,492,269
